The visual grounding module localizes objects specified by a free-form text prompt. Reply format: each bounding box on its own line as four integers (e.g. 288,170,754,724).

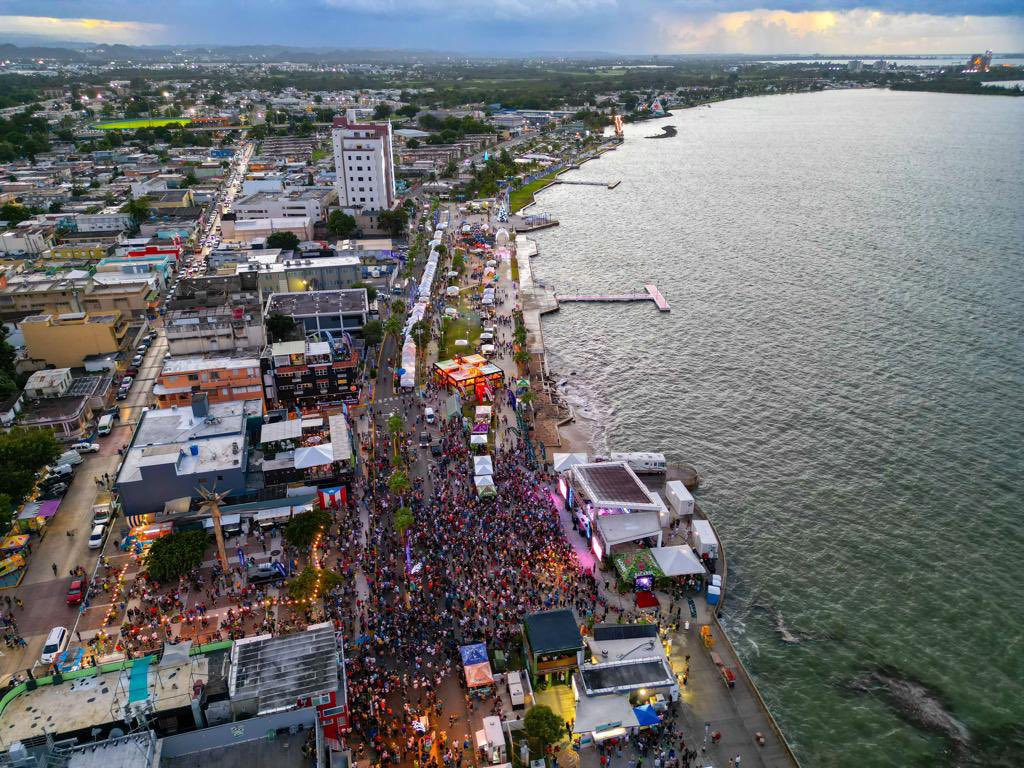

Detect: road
0,331,166,681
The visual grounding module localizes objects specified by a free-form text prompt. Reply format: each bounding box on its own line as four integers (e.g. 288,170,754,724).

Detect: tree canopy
0,428,60,509
362,319,384,347
284,508,332,549
146,530,209,583
524,705,564,749
266,231,301,250
265,312,297,342
327,210,358,239
377,207,409,238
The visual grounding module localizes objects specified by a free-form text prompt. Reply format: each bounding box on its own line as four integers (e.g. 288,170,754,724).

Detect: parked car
246,563,285,586
71,441,100,453
131,355,143,366
39,484,67,500
430,443,443,458
40,626,68,664
44,463,74,479
116,390,129,401
66,579,85,606
88,524,106,549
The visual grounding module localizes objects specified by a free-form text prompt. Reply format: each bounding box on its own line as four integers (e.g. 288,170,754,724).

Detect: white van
424,407,436,424
41,626,68,664
46,463,74,479
507,670,525,711
97,413,115,436
58,450,83,467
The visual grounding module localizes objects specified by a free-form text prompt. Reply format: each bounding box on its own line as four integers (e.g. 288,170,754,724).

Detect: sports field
94,118,192,130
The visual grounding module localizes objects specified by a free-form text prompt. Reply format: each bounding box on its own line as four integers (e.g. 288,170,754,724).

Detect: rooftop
572,462,661,510
579,658,676,695
265,288,368,317
160,356,260,375
523,609,583,655
117,399,261,485
228,623,338,715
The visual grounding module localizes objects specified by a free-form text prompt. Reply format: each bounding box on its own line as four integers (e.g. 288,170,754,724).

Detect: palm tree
386,413,405,459
393,505,414,536
124,197,151,227
388,469,411,500
197,484,231,570
514,348,531,371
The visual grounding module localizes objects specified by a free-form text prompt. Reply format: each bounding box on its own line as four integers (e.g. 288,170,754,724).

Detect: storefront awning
203,514,241,529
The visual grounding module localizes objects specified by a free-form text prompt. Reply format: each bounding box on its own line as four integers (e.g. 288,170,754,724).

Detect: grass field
94,118,192,131
510,170,562,212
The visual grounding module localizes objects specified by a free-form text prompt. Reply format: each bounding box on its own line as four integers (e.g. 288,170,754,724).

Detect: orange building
153,355,264,409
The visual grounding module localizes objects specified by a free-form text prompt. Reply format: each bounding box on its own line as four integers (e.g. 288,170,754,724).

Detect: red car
65,578,85,606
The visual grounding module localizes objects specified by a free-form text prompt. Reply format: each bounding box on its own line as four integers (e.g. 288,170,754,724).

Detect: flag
319,486,345,509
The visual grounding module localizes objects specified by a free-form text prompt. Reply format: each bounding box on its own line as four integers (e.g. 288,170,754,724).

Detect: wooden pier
553,179,620,189
554,284,670,311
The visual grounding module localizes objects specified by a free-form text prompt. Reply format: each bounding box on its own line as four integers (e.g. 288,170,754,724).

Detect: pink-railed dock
554,283,670,311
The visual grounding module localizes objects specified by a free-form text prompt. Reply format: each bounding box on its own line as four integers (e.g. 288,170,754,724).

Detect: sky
0,1,1022,55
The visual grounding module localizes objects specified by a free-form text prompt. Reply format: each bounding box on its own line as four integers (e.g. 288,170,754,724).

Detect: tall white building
332,110,396,213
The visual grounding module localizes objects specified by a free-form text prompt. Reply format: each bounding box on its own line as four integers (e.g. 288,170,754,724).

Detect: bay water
529,89,1024,766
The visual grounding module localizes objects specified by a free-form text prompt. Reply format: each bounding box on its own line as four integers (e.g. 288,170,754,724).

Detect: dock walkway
554,283,670,311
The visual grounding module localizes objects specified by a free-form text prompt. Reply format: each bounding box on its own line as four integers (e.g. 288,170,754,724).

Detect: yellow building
20,311,130,369
48,243,112,260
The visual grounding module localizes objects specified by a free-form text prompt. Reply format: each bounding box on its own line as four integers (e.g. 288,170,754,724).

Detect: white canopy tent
470,433,488,446
650,545,706,577
473,456,494,476
552,452,589,473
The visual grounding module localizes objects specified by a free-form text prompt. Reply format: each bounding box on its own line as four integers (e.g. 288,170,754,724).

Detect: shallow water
530,89,1024,766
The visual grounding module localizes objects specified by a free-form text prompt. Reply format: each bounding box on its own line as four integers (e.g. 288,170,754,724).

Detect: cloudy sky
1,1,1022,54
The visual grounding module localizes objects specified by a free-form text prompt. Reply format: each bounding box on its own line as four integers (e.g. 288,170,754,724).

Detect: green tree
383,315,403,343
393,506,414,536
377,207,409,238
373,103,393,120
145,530,210,583
388,468,411,498
405,138,420,149
411,320,430,356
396,104,419,118
124,197,151,225
327,210,358,239
284,508,333,549
265,312,296,342
0,428,60,508
0,494,15,538
351,281,378,303
524,705,564,750
452,252,465,272
287,566,343,602
362,319,384,347
266,231,300,250
0,202,33,225
386,413,405,441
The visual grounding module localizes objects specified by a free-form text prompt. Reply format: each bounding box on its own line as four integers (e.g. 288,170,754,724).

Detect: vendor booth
434,355,504,401
460,642,495,693
474,474,496,498
16,499,60,533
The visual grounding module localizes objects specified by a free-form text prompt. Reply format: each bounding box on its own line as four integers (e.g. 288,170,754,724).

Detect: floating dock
554,284,670,312
554,179,620,189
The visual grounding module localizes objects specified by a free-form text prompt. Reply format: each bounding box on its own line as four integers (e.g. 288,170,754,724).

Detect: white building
232,188,335,223
331,110,396,213
75,210,133,232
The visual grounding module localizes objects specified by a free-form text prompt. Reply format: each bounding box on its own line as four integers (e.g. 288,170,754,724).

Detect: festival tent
633,704,662,727
460,643,494,688
473,456,494,476
475,475,497,497
552,452,588,474
649,545,706,577
470,434,488,446
295,443,335,469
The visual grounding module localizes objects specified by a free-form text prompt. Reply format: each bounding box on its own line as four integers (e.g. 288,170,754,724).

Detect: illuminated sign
558,477,568,500
592,537,603,561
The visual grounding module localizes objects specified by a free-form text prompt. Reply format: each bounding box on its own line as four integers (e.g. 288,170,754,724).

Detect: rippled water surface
529,90,1024,766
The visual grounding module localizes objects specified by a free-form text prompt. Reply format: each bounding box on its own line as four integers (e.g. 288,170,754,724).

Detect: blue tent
633,704,661,727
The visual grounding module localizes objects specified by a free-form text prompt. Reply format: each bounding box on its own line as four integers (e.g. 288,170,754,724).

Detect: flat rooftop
117,400,261,484
228,623,338,715
572,462,661,510
265,289,368,317
161,734,308,768
580,658,675,694
0,656,210,743
160,356,259,375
